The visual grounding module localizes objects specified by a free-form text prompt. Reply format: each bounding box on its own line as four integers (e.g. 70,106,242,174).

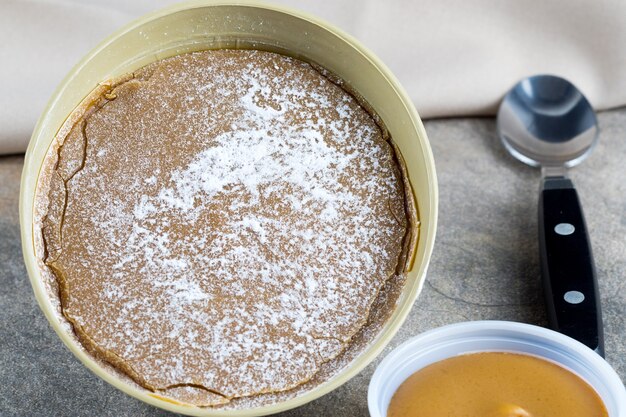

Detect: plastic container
369,321,626,417
20,1,437,416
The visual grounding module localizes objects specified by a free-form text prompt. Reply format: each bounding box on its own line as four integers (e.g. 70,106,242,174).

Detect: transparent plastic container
368,321,626,417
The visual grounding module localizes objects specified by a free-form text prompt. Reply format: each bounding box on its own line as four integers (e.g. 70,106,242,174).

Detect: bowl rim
368,320,626,417
19,1,438,415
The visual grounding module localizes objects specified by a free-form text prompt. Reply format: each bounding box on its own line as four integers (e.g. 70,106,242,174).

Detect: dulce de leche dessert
35,49,418,406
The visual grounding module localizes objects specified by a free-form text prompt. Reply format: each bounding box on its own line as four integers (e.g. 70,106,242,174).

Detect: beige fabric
1,0,625,154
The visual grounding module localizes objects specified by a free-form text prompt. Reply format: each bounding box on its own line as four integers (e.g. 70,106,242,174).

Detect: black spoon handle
538,177,604,356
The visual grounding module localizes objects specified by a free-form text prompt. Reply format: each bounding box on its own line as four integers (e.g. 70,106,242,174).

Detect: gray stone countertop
1,110,624,416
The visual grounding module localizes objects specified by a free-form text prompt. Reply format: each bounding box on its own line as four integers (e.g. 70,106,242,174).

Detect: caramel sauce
388,352,608,417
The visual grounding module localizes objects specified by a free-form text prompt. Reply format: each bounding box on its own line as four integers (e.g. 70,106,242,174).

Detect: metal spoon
497,74,604,356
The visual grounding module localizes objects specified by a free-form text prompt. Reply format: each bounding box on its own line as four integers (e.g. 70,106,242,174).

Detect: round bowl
19,1,438,416
369,321,626,417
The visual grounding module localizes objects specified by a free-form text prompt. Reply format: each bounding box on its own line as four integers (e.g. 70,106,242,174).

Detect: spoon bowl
498,74,598,170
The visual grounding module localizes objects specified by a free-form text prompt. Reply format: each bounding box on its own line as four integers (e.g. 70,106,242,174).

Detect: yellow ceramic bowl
19,1,438,415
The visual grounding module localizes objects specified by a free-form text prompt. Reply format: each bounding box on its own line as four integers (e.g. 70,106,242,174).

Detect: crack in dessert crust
38,49,419,406
56,120,88,243
159,383,228,398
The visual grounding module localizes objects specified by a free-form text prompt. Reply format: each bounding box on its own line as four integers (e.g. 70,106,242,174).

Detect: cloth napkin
1,0,625,155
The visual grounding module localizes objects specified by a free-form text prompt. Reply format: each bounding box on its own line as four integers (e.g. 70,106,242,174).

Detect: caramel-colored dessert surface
38,49,416,406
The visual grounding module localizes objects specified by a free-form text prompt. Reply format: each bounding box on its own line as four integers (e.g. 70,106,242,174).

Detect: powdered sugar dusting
43,50,408,404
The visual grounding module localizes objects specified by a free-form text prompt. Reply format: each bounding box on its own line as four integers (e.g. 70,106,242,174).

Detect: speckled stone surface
1,110,624,416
